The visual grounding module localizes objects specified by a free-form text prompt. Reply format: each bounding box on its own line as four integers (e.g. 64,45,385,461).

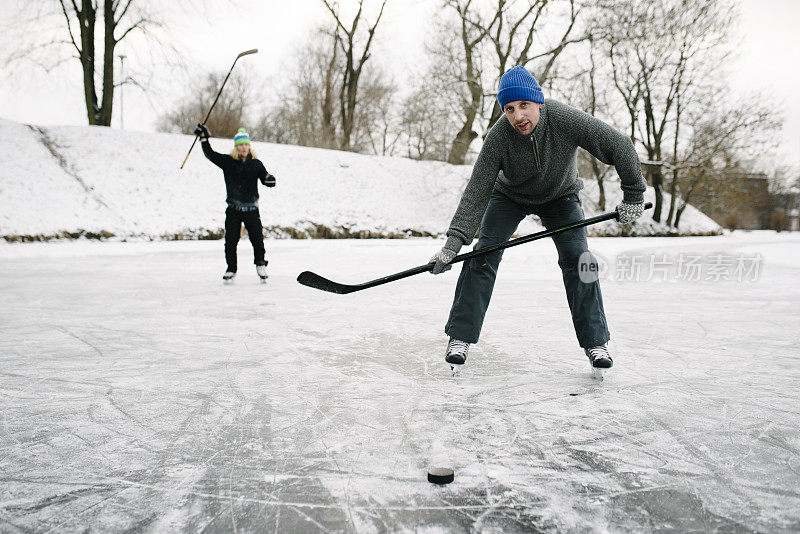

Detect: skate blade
449,364,463,377
259,277,268,284
590,366,606,381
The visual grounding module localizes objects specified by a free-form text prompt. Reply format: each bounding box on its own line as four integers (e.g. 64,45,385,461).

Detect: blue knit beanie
497,66,545,109
233,127,251,146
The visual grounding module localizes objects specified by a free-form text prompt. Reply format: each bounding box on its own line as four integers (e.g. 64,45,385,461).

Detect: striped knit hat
497,66,545,109
233,128,251,146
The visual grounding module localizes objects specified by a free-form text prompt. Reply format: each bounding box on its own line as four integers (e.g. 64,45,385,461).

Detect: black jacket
201,140,275,207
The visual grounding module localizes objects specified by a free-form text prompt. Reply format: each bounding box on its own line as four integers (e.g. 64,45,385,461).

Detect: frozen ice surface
1,232,799,532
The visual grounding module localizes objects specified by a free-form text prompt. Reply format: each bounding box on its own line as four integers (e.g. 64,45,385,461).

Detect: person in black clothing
194,124,276,282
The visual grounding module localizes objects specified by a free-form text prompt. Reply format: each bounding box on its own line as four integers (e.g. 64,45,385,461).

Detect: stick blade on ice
296,271,356,294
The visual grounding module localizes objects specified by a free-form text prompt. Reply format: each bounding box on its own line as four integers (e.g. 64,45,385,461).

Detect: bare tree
438,0,500,164
156,71,257,139
3,1,183,126
257,31,341,149
356,70,400,156
671,103,781,228
398,4,494,163
256,26,396,154
483,0,585,128
596,0,735,222
432,0,585,164
400,82,452,160
2,1,238,128
320,0,389,151
578,35,613,210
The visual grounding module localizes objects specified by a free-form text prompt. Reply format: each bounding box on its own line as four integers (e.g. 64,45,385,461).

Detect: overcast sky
0,0,797,172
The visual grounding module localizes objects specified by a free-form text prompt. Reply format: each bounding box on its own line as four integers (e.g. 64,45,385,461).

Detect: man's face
503,100,542,135
236,143,250,158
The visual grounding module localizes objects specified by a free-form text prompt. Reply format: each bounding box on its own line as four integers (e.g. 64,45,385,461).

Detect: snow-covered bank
0,118,721,241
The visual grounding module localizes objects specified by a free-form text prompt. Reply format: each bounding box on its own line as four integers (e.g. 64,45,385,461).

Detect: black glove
263,174,276,187
193,123,210,140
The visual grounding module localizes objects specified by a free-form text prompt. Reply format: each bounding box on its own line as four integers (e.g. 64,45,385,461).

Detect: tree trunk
666,92,682,226
322,0,387,152
666,166,679,226
644,146,664,222
321,44,338,148
448,123,478,165
674,191,692,228
78,0,100,125
651,166,664,222
643,93,664,223
338,46,355,150
590,159,606,211
674,204,685,228
488,101,503,130
674,172,703,229
100,0,115,126
341,67,360,150
447,51,482,164
446,8,485,165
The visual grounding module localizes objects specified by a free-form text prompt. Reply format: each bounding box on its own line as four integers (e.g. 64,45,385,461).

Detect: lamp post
118,54,126,130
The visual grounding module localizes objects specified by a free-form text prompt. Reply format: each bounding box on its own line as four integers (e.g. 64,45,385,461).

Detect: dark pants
445,191,610,348
224,207,266,272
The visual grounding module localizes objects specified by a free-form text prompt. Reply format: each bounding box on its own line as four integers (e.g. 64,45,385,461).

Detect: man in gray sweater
429,65,646,377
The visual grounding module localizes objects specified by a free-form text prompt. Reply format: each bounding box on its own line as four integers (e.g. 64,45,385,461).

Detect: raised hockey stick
297,202,653,294
179,49,259,169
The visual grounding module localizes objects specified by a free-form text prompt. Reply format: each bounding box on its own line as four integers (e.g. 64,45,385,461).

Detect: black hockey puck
427,467,454,484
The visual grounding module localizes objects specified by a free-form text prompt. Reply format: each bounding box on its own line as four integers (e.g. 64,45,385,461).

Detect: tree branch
114,0,136,26
115,16,147,43
58,0,82,55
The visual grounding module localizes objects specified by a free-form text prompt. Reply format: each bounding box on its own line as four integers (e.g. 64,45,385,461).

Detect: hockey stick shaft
297,203,652,294
180,49,258,169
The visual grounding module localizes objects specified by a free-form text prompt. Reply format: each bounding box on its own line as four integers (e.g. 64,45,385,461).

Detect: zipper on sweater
530,134,541,174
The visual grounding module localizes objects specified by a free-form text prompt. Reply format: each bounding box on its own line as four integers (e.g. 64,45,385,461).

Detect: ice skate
445,338,469,376
256,263,268,283
585,344,613,380
222,271,236,284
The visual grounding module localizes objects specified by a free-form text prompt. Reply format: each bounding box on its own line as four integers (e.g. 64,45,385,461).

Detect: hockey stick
297,202,653,294
179,48,259,169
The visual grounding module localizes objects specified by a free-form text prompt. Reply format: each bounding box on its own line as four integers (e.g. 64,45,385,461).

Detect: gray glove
430,248,456,274
429,237,463,274
616,200,644,224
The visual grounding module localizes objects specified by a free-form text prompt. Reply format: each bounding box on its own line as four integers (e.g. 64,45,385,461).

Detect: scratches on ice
1,234,799,531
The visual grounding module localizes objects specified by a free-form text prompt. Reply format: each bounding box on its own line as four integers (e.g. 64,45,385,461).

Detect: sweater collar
531,102,548,142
